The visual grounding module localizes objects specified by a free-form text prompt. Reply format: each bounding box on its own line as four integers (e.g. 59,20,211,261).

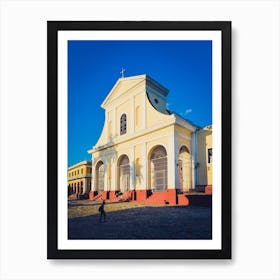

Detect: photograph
67,40,213,240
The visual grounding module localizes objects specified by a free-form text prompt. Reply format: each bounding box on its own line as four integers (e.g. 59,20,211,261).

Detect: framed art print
47,21,231,259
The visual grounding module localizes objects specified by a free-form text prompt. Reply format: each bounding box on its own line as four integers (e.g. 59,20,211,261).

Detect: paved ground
68,199,212,240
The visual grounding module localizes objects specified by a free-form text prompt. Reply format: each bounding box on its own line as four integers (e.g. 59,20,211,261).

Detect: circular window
154,99,158,104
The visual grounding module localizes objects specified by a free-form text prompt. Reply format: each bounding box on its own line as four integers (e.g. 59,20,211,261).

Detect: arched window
107,163,111,190
150,146,168,192
120,114,127,135
179,145,190,154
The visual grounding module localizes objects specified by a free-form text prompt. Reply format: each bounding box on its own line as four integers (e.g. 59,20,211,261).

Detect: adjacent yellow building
87,74,212,204
67,160,92,197
197,125,212,194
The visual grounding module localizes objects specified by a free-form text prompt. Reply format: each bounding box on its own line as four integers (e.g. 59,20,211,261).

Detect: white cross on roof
120,67,125,78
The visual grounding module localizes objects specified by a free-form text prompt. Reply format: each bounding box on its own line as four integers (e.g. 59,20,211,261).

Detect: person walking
99,200,106,222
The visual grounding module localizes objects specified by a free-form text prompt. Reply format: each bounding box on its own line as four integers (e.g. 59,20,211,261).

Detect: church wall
91,125,175,191
134,146,142,189
177,135,191,151
118,125,173,151
134,93,142,132
114,126,172,161
94,121,107,147
87,75,212,202
134,144,142,190
174,125,192,139
116,146,131,160
145,94,171,128
107,110,113,139
146,137,169,155
103,77,145,107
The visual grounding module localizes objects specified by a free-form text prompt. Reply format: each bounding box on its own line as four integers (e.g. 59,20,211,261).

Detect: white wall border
58,30,222,250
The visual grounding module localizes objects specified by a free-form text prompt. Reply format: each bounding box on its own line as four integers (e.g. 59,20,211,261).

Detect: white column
174,133,179,189
191,130,198,188
142,92,146,129
113,106,117,137
130,147,135,190
105,111,108,142
111,154,117,191
168,130,178,189
130,96,135,134
141,142,147,190
104,157,108,191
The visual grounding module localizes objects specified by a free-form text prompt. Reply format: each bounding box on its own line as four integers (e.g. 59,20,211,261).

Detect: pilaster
104,158,108,191
142,92,146,129
130,96,135,134
191,130,199,187
130,147,135,190
141,142,147,190
105,111,108,142
113,106,116,137
168,129,178,189
111,154,117,191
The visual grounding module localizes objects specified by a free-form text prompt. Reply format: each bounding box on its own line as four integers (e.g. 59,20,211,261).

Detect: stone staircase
114,190,135,202
86,189,212,207
177,193,189,205
145,189,177,205
145,192,168,205
90,191,108,201
68,192,89,200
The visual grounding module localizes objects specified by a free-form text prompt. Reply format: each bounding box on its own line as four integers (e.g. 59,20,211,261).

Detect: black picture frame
47,21,231,259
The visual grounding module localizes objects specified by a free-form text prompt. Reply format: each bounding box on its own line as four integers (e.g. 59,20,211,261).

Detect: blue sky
68,40,212,166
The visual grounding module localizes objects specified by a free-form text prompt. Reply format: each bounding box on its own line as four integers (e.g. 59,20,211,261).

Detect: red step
177,194,189,205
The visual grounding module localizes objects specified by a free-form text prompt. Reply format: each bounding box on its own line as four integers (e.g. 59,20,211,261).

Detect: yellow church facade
88,74,212,205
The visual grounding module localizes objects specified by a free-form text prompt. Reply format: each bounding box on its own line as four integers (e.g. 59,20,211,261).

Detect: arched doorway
149,145,168,192
96,161,104,192
178,146,191,192
118,155,130,193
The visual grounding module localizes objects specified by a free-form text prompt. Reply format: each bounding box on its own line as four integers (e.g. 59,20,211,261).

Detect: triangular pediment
101,75,146,108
